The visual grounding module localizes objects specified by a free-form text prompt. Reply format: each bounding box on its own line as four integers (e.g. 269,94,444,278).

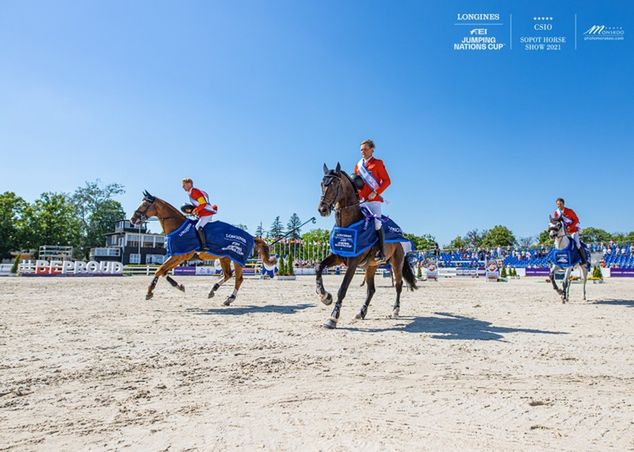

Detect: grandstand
415,244,634,269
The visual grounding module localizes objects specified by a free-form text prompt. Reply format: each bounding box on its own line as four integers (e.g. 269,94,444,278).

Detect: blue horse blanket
547,240,590,269
329,216,412,258
165,220,254,267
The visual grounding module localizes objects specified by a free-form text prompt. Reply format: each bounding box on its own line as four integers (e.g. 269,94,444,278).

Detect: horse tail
254,237,277,267
402,258,418,291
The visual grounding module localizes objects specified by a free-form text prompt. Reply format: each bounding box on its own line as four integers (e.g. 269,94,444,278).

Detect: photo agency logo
584,24,625,41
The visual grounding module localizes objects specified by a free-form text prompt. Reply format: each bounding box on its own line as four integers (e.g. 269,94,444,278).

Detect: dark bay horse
131,191,276,304
316,163,417,329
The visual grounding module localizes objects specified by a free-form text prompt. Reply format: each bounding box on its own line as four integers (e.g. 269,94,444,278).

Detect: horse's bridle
320,172,359,214
133,197,154,223
548,217,564,238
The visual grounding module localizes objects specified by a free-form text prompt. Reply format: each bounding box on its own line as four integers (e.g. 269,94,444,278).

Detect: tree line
449,225,634,251
0,181,125,259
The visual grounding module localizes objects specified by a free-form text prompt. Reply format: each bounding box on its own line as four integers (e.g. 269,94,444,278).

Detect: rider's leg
572,231,587,264
195,215,212,251
362,201,385,260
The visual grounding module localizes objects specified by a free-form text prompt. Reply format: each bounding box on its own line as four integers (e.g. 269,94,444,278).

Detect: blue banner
165,220,254,267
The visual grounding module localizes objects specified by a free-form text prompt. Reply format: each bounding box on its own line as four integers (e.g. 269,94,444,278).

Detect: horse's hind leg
392,260,404,318
209,258,233,298
355,266,377,320
224,265,243,306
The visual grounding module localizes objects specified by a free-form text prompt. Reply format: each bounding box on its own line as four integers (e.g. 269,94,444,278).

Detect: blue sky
1,0,632,244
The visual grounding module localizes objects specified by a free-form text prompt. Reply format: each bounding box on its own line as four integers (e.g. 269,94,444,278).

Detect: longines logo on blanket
179,223,192,237
584,25,625,41
221,242,245,256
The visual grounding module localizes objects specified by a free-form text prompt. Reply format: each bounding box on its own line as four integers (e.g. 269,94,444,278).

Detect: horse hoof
320,293,333,306
223,296,236,306
392,308,400,318
208,291,215,299
145,293,153,301
354,312,365,320
323,319,337,329
178,285,185,293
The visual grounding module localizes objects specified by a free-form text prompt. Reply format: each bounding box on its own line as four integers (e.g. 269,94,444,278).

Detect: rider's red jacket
188,187,218,217
354,157,391,202
554,207,580,234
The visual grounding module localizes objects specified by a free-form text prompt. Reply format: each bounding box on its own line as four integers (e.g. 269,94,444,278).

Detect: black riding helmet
351,174,365,191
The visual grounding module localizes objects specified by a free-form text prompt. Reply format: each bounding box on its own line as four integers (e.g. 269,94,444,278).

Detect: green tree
255,222,265,238
301,228,330,243
286,213,302,239
538,229,551,245
448,235,466,249
71,180,125,257
84,200,125,254
277,255,286,276
464,229,487,248
269,216,284,240
23,193,82,253
518,236,535,248
403,233,436,251
0,192,28,257
234,224,248,231
288,249,295,275
482,225,516,248
500,266,507,278
580,227,611,244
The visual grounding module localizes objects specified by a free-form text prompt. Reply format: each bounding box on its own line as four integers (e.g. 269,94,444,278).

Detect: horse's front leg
146,275,159,300
316,254,339,306
355,265,377,320
165,275,185,293
324,261,358,329
562,268,573,303
550,266,563,297
146,256,187,300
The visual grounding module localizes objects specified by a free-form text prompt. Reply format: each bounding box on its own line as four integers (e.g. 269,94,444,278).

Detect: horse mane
154,197,186,221
326,169,359,201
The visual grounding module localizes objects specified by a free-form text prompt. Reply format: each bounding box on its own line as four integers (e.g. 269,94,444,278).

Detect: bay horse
315,163,417,329
548,215,588,303
130,191,276,304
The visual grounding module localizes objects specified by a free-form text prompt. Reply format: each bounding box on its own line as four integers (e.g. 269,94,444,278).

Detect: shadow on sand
339,312,568,341
591,299,634,308
187,303,315,316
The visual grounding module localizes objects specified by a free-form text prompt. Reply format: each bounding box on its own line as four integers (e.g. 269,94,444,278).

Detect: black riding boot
375,228,386,260
196,227,209,252
578,245,588,265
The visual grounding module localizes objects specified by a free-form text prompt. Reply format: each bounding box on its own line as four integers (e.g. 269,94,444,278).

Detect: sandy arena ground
1,274,633,451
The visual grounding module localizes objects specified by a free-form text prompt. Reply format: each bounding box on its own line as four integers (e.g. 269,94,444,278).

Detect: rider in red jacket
352,139,391,259
553,197,586,264
182,178,218,251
